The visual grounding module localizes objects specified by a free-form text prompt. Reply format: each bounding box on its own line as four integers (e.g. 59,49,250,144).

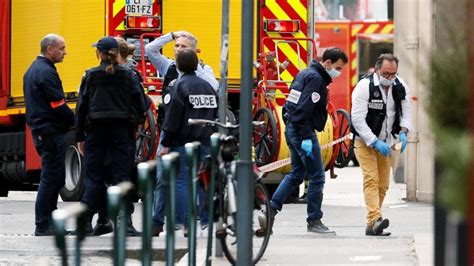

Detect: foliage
428,15,470,217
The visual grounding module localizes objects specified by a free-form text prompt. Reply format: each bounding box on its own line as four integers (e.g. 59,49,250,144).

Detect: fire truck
0,0,163,200
0,0,393,199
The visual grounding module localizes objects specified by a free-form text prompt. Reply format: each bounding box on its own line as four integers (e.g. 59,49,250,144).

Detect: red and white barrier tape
257,133,353,173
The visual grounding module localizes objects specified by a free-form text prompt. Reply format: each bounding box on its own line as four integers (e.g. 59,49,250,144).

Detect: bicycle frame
190,119,271,264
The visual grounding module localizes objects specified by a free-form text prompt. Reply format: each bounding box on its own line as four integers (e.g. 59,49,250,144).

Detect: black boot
72,211,94,236
93,216,113,236
126,215,141,237
295,193,307,204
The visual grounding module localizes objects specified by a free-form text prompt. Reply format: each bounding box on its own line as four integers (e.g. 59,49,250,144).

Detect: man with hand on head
145,31,217,236
351,53,413,236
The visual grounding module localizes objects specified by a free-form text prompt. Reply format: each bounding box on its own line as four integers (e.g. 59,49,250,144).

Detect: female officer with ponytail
75,36,147,234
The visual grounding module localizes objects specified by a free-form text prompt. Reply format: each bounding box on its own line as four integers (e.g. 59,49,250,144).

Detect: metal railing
137,160,157,266
185,142,200,266
52,141,208,265
107,181,134,266
162,152,180,265
52,203,88,266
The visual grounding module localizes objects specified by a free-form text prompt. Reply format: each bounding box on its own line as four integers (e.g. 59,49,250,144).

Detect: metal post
162,152,180,266
237,0,255,265
218,0,230,124
53,216,68,266
108,182,134,266
75,210,87,266
206,133,221,265
469,2,474,264
137,161,157,266
185,142,201,266
52,203,87,266
236,0,254,265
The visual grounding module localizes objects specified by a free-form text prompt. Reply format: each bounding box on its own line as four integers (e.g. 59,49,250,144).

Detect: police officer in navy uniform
156,48,218,233
269,48,348,235
75,36,147,235
145,31,218,236
88,37,148,236
24,33,75,236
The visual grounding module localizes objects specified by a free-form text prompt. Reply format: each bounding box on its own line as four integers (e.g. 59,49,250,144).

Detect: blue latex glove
399,132,408,153
373,140,391,157
301,139,314,159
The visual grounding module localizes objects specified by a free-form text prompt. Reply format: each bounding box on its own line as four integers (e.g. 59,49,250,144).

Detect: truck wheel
60,132,85,201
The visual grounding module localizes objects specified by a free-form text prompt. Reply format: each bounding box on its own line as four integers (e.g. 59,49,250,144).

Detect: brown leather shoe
152,224,163,237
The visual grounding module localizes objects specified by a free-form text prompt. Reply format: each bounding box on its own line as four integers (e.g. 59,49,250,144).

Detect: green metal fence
52,141,209,265
107,181,134,266
52,203,88,266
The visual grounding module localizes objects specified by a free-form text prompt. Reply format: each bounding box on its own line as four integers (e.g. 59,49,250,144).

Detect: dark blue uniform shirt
23,56,75,135
282,60,332,139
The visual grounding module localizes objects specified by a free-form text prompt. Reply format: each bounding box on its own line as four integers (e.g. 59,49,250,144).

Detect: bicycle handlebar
188,119,264,130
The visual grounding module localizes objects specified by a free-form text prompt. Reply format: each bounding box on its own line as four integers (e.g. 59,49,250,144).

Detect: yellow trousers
354,140,391,226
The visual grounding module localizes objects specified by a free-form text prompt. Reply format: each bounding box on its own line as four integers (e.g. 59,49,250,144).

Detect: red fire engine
0,0,394,198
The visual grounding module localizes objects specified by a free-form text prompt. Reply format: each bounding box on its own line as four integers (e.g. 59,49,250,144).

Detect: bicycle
188,118,272,265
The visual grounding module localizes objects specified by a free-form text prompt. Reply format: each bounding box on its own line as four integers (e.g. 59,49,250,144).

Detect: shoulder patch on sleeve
311,92,320,103
287,89,301,104
163,94,171,104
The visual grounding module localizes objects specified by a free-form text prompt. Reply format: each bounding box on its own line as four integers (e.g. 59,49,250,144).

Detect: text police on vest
189,95,217,109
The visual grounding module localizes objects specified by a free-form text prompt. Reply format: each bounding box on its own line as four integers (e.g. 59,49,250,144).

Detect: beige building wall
394,0,434,202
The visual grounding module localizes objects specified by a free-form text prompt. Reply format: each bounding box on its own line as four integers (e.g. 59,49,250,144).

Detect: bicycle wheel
253,107,278,166
135,107,158,163
220,180,272,264
334,109,354,168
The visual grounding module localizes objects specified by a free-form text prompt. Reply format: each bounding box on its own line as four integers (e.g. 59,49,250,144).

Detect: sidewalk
196,165,433,265
0,166,433,265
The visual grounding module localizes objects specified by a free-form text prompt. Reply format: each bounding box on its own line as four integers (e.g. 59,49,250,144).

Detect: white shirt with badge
351,74,413,147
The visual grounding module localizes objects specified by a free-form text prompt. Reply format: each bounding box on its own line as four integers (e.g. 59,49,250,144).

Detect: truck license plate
126,0,152,16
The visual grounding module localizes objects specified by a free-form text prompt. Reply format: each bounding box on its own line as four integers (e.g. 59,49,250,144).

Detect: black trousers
81,125,135,216
32,131,67,230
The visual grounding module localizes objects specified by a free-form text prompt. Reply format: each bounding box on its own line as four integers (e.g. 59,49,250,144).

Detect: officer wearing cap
75,36,147,235
24,33,75,236
269,47,348,235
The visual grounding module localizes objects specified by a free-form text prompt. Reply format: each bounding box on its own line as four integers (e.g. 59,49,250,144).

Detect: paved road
0,166,433,265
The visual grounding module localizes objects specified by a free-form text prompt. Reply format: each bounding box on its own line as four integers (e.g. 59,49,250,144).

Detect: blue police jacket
282,60,332,139
23,56,75,135
161,72,218,147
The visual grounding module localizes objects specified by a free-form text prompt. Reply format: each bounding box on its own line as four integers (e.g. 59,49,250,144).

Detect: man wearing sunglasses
351,53,413,236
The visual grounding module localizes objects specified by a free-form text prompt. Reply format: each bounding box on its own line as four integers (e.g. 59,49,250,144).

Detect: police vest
162,63,178,97
85,65,133,124
352,74,406,137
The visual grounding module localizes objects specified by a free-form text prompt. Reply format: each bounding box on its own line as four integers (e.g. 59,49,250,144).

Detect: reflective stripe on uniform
50,99,66,109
